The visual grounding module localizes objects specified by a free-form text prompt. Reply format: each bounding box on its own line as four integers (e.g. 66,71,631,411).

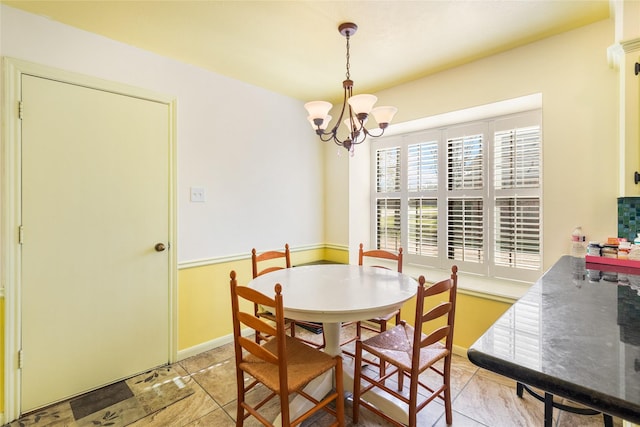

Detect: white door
20,73,173,411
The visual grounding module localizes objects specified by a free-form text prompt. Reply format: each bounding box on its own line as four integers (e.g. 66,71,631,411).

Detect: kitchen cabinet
612,2,640,196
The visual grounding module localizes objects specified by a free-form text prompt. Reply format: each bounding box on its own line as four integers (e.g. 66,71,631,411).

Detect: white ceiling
3,1,611,103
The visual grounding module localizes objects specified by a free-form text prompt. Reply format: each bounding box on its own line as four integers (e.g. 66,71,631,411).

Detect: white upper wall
0,5,325,263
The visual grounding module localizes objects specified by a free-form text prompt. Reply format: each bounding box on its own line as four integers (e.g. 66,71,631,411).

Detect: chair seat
241,335,337,393
361,323,449,373
369,309,400,323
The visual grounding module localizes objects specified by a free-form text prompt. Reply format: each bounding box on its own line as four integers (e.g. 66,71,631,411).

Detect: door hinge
18,225,24,245
18,349,23,369
18,101,23,120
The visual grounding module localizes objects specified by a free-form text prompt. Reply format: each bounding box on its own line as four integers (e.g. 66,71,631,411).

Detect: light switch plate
190,186,206,202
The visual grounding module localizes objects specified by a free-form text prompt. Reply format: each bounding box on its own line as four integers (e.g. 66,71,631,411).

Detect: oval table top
247,264,418,324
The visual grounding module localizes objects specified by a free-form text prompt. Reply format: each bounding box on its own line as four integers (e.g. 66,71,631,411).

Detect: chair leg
280,389,291,427
352,340,363,424
236,372,246,426
444,357,453,424
334,357,345,427
408,371,420,427
377,320,388,380
380,358,387,387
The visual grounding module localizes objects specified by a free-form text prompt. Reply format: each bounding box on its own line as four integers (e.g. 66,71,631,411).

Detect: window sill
360,258,530,303
403,263,530,303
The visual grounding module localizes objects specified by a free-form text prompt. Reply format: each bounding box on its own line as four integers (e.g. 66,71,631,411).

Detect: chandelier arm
361,126,387,139
316,131,337,142
332,136,345,147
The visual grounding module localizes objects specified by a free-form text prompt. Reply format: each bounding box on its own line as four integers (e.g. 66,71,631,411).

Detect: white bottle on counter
570,226,586,258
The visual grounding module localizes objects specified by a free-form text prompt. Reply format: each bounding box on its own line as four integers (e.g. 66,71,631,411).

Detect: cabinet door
620,53,640,197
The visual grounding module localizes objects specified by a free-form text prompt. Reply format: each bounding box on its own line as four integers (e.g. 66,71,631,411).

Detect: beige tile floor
9,325,625,427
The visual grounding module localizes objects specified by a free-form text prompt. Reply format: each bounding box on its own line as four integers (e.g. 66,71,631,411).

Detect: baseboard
176,329,252,361
452,344,468,358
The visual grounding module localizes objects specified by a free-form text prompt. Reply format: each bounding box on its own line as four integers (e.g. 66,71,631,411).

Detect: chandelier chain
345,33,351,81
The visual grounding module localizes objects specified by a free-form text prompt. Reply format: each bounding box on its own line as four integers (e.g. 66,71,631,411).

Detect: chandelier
304,22,398,154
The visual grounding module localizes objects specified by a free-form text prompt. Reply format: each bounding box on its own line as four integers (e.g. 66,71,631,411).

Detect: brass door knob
155,243,166,252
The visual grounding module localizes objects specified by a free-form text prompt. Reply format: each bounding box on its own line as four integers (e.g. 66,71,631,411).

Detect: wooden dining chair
229,270,345,427
341,244,403,357
352,266,458,427
252,244,325,349
357,243,404,334
251,244,294,343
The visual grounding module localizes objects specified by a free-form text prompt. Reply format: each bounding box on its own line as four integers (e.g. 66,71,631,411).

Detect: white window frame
371,109,543,283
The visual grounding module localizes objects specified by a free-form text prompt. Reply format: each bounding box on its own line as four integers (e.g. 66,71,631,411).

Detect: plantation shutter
375,147,401,251
447,133,483,191
446,130,485,265
376,147,401,192
494,125,540,189
493,124,541,270
407,141,438,257
447,198,484,263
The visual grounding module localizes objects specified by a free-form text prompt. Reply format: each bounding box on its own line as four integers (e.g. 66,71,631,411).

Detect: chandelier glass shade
304,22,397,154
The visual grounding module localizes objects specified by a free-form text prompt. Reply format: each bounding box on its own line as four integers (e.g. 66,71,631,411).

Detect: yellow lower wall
177,248,511,353
178,247,349,350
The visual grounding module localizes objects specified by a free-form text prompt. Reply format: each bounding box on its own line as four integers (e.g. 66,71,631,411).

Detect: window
372,110,542,282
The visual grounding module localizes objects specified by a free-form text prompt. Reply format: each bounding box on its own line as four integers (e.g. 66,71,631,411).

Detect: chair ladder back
237,336,279,364
230,271,287,368
420,325,451,349
421,301,453,323
237,312,277,339
251,243,291,278
358,243,403,272
412,275,428,358
414,269,458,352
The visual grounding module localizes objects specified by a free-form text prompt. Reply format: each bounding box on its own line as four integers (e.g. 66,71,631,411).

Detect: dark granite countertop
467,255,640,423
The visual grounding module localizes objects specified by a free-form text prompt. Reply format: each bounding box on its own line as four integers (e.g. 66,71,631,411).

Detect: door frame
1,57,178,422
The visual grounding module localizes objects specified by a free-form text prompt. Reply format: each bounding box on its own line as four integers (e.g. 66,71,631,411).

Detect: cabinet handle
635,171,640,184
635,62,640,75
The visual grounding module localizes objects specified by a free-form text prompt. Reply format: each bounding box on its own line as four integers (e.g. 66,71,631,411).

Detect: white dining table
247,263,418,424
